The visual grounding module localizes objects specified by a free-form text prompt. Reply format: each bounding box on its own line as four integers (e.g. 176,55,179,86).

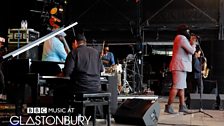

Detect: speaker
189,94,217,109
114,99,160,126
203,80,217,94
101,76,118,115
216,94,224,109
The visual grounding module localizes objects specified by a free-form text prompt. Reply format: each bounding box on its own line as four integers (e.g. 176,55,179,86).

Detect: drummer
101,43,115,67
101,43,123,93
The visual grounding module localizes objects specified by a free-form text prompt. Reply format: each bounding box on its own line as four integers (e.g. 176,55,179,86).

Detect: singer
164,24,197,114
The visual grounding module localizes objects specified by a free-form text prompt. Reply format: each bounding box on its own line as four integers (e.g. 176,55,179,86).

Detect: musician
164,24,196,114
63,34,104,93
72,39,78,50
100,43,123,94
42,32,67,62
192,46,203,93
101,43,115,67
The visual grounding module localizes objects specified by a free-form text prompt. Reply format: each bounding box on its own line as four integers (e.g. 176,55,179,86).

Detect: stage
94,96,224,126
0,95,224,125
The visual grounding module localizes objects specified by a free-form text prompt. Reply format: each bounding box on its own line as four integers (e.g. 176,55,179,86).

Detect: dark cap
76,34,87,41
177,24,189,33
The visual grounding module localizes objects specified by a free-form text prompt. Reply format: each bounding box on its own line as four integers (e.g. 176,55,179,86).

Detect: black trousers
192,78,203,93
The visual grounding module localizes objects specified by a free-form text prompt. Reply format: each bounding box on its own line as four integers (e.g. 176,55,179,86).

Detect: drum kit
119,54,136,94
102,54,136,94
103,53,134,74
121,58,133,94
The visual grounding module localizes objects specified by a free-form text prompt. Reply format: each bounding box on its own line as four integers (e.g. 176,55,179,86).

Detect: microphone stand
185,37,213,118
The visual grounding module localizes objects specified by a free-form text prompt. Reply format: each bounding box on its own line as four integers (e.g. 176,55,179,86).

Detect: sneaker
164,104,177,114
179,104,191,113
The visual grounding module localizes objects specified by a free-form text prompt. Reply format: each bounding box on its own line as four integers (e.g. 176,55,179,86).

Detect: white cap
52,29,67,37
58,31,66,37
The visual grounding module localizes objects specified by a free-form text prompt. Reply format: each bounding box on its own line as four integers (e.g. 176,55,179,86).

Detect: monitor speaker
203,80,217,94
189,93,217,109
114,99,160,126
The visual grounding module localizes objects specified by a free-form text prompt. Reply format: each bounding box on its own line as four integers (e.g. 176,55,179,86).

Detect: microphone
191,33,201,44
196,35,201,45
191,33,200,39
196,35,201,42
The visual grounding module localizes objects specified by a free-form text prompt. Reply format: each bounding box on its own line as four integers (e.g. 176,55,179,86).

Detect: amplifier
8,28,39,43
7,28,40,60
101,76,118,115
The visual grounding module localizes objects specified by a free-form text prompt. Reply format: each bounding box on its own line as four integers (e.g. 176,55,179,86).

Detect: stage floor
96,96,224,126
0,96,223,126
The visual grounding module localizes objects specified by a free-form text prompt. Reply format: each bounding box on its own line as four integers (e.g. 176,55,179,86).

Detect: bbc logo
27,107,47,114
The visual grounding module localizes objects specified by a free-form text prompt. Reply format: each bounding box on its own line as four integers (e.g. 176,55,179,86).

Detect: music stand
185,37,213,118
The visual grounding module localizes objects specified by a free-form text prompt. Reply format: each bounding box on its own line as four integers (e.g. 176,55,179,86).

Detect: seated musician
63,34,104,93
41,32,67,62
101,43,115,67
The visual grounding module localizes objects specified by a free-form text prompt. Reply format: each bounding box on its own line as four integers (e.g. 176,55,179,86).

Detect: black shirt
63,45,103,93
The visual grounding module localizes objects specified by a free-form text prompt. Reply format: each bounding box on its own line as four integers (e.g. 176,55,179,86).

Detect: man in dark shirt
63,34,104,93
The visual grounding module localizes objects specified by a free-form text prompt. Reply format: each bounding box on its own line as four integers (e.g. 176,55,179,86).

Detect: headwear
58,31,66,37
52,29,67,37
76,34,87,41
176,24,190,39
177,24,189,33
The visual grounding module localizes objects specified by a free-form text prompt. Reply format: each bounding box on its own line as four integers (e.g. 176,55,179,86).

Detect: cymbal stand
121,60,132,95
